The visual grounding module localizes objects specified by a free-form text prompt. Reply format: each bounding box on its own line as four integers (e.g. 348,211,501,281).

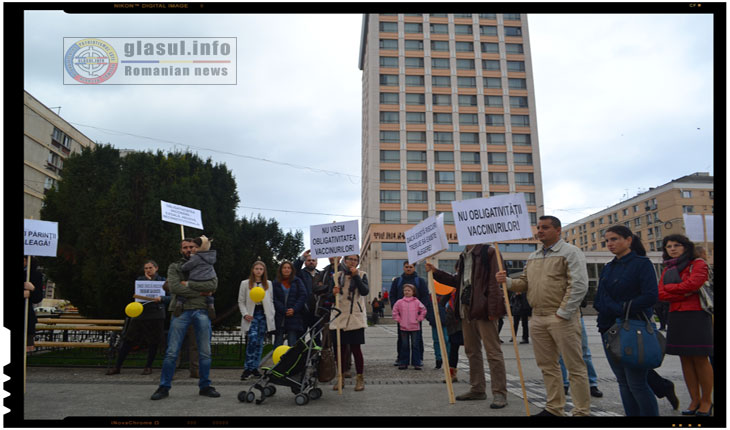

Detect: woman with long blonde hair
238,261,276,380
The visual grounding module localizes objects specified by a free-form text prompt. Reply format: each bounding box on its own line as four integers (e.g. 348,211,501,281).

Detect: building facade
24,90,97,220
24,91,97,299
358,13,544,296
563,172,714,265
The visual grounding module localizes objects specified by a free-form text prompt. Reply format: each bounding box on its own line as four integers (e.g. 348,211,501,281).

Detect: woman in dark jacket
273,261,307,347
594,226,658,416
24,257,45,352
107,260,166,375
658,234,712,416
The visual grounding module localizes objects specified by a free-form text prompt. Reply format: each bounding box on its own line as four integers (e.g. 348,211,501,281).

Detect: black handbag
604,300,666,369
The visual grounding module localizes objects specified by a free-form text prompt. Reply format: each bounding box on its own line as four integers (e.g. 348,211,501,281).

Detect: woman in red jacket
658,234,712,416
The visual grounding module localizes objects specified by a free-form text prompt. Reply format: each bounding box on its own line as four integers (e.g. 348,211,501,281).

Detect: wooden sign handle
494,242,531,416
426,257,455,404
333,257,342,395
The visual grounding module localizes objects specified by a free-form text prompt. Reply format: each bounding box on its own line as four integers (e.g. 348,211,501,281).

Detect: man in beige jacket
496,215,590,416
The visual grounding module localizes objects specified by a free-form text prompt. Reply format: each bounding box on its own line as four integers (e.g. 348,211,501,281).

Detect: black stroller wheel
237,391,247,403
246,391,256,403
263,385,276,397
309,388,322,400
294,393,309,406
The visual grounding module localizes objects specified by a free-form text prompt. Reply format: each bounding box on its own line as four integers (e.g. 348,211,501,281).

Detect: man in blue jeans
559,316,603,398
151,238,220,400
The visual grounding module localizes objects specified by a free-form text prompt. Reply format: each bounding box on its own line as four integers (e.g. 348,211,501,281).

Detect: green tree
40,146,253,320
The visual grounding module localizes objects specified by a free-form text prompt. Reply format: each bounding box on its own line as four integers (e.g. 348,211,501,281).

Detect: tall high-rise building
358,13,544,295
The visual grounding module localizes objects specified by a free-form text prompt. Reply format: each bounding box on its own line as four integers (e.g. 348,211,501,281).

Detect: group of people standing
237,250,371,391
27,218,712,415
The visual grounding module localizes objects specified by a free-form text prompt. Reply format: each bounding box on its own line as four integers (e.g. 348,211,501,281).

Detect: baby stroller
238,307,340,406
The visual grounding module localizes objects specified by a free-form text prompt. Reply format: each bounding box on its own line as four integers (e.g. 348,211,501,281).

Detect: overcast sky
23,10,715,253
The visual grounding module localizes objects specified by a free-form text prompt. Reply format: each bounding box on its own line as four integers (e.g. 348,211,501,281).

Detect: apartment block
357,13,544,294
563,172,714,262
24,90,97,220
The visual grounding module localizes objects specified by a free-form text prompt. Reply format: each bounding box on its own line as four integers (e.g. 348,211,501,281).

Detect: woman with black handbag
594,226,659,416
658,234,713,416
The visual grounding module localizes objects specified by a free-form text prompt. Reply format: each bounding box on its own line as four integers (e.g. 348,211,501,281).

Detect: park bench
34,318,125,349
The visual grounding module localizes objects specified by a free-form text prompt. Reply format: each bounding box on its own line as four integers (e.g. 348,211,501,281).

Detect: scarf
662,251,692,284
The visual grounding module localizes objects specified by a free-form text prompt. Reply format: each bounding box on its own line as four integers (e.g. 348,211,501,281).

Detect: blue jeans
159,310,212,389
399,329,423,366
602,333,659,416
274,329,302,347
560,316,598,387
431,325,450,361
244,311,267,371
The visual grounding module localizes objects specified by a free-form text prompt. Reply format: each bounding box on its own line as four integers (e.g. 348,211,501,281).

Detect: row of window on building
382,93,528,109
381,75,527,89
380,149,532,165
381,13,522,20
379,54,526,73
379,38,525,55
379,130,531,146
380,189,536,204
379,170,535,186
380,111,530,127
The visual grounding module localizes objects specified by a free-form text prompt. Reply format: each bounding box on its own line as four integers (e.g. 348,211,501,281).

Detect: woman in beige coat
330,254,369,391
238,261,276,380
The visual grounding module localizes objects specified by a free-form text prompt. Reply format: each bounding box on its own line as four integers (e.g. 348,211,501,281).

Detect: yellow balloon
125,301,144,318
249,286,265,303
272,345,290,364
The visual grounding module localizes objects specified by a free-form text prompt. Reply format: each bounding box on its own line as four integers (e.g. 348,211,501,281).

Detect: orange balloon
433,280,455,296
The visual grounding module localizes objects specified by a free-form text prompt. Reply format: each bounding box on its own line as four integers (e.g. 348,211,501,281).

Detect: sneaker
413,365,422,370
455,391,487,401
251,369,262,378
240,369,252,381
590,386,603,398
520,339,529,344
150,387,169,400
535,409,559,417
199,386,221,397
398,365,408,370
490,393,508,409
393,360,401,367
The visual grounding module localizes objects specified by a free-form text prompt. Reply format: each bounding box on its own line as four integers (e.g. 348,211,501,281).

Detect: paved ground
17,316,718,427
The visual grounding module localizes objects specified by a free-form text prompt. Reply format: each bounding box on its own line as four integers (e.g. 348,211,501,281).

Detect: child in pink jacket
392,284,427,370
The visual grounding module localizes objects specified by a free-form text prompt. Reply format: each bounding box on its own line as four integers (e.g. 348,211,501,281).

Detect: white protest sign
24,219,59,257
451,193,533,246
683,213,712,242
405,214,449,264
310,220,360,259
161,200,204,230
134,280,166,303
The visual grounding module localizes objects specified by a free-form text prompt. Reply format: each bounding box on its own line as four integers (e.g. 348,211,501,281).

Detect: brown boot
354,374,364,391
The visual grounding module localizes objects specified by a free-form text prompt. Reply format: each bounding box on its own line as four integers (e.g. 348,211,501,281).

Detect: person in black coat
24,257,44,352
510,291,531,343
